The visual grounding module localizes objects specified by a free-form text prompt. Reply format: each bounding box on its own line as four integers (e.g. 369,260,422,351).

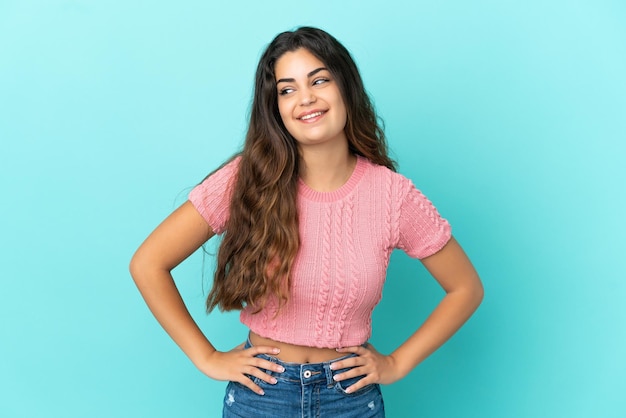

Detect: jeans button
303,370,312,378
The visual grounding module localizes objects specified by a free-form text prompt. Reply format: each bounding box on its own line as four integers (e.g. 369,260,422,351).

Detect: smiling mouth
298,111,325,120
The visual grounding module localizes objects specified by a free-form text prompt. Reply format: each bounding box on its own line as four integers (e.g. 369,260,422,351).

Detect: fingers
234,345,285,395
332,364,376,394
238,375,266,396
247,345,281,356
238,363,283,384
331,344,371,371
330,355,363,372
332,363,367,382
335,344,367,354
331,351,369,386
249,356,286,375
243,346,284,375
330,344,387,393
340,375,371,394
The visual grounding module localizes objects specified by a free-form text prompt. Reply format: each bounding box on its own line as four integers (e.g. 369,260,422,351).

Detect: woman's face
274,48,347,150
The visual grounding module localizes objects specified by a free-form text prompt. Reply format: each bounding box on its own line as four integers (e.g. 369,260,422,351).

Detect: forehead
274,48,326,79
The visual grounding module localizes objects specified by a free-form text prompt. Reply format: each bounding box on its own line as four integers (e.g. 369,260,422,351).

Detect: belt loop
324,362,334,387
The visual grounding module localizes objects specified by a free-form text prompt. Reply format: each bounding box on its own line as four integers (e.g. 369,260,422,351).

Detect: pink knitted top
189,155,451,348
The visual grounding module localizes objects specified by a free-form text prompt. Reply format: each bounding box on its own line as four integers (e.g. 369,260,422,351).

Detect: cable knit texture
189,156,451,348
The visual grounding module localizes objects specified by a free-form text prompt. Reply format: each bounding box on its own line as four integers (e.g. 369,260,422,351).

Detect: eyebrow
276,67,328,84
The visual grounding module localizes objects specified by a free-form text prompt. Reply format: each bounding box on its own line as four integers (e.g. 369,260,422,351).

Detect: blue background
1,1,625,417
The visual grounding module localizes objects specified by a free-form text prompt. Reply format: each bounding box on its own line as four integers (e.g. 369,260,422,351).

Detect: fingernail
329,363,335,370
333,374,339,381
273,348,280,354
258,389,265,396
278,366,285,372
271,377,277,384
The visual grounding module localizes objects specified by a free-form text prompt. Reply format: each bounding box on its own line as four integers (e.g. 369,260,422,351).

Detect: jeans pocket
250,366,277,389
333,372,376,396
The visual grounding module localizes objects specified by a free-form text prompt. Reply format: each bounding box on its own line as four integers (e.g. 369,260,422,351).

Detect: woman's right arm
129,201,283,395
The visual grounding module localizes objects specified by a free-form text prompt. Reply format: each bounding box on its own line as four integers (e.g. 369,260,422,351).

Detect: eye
313,77,329,86
278,87,295,96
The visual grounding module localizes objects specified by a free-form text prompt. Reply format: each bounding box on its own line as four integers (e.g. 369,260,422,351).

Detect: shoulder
359,156,413,197
189,154,242,204
193,154,242,190
188,154,242,234
204,154,241,181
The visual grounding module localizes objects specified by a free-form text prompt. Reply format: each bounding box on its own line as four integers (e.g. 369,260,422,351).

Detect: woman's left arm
332,236,484,392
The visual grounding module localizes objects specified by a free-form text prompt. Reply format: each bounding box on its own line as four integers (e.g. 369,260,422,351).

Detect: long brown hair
206,27,396,312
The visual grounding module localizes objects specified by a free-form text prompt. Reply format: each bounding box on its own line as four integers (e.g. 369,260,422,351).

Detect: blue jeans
222,338,385,417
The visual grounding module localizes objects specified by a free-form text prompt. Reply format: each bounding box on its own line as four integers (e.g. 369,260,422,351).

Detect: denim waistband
244,337,358,387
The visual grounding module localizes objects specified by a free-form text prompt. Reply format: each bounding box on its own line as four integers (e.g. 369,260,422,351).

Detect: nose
300,88,316,106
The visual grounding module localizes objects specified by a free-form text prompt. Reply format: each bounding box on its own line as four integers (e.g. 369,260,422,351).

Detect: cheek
330,91,348,127
277,102,298,138
336,102,348,128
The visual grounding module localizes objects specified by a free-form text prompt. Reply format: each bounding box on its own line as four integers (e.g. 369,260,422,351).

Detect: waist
249,331,351,363
241,303,373,349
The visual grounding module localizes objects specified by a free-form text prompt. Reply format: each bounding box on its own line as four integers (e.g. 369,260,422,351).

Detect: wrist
190,346,218,372
387,353,412,381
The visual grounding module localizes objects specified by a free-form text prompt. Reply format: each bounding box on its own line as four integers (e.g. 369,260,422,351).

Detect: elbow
129,253,141,283
471,276,484,309
129,251,149,286
129,249,171,288
454,272,484,311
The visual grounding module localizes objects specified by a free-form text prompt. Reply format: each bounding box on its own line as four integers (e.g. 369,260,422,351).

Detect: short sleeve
188,157,240,234
396,180,452,259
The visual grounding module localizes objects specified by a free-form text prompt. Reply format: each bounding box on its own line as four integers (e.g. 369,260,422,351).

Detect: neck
299,143,356,192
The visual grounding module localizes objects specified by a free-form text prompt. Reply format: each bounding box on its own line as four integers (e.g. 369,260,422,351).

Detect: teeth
300,111,323,120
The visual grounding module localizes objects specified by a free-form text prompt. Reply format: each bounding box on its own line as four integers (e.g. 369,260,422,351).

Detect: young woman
130,27,483,417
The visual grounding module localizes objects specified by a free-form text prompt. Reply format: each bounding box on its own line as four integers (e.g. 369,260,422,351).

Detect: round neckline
298,155,367,202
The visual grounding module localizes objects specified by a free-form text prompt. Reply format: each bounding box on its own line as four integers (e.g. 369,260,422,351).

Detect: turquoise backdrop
1,1,624,417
